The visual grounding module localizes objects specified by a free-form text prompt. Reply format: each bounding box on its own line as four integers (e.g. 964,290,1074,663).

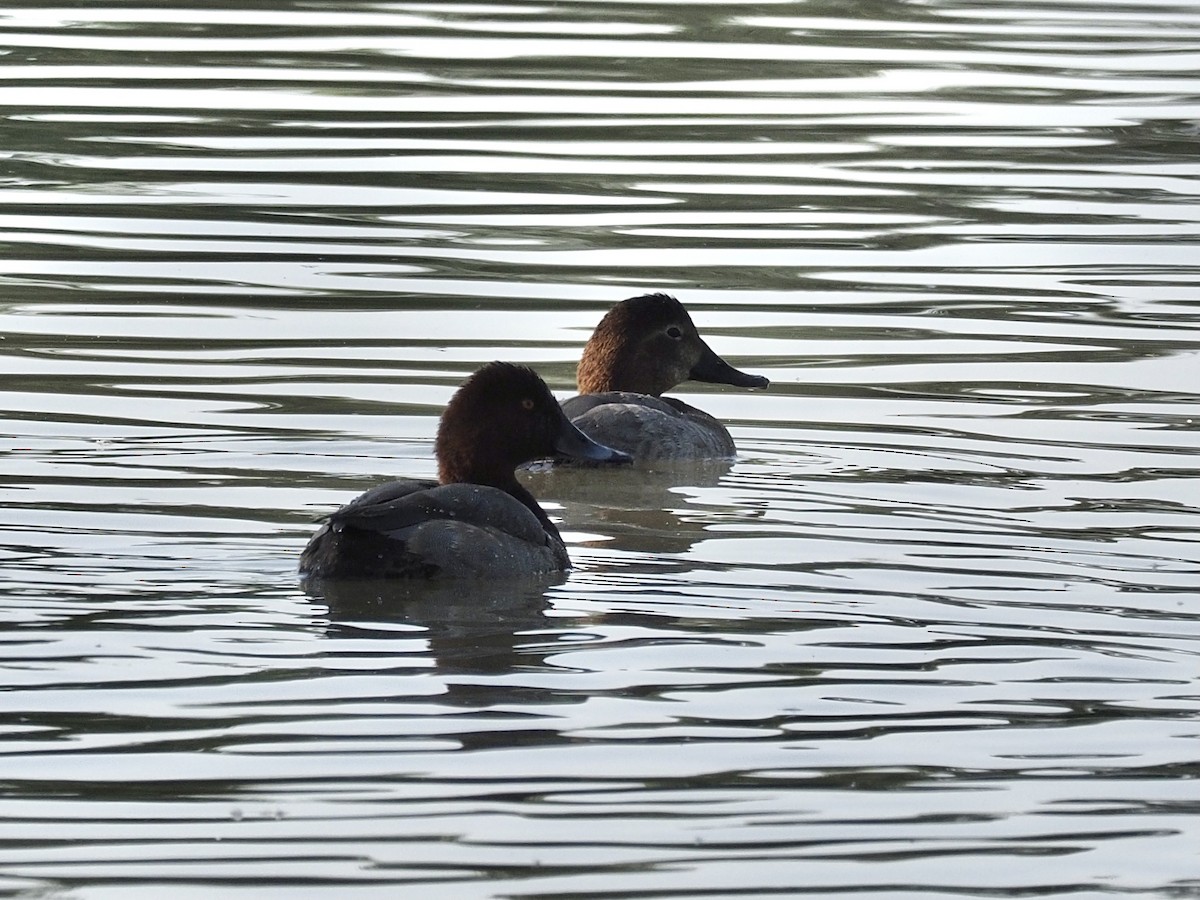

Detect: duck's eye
521,398,535,411
666,326,683,340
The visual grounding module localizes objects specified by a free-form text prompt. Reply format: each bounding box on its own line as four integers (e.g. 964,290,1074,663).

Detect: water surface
2,1,1200,897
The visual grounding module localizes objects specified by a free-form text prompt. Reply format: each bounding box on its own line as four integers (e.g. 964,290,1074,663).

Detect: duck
559,293,769,461
300,361,630,580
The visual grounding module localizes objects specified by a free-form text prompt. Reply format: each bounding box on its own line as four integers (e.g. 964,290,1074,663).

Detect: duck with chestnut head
301,362,630,580
560,293,768,461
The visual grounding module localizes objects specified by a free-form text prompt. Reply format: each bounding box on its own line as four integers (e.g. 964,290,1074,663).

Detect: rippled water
3,1,1200,896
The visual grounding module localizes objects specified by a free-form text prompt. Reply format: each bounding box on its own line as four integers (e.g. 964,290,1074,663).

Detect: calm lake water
3,1,1200,896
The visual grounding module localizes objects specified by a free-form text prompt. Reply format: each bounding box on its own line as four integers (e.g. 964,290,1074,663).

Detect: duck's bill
689,343,769,389
554,417,633,464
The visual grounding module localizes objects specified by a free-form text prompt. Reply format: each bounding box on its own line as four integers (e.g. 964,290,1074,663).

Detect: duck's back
300,479,568,580
561,392,736,461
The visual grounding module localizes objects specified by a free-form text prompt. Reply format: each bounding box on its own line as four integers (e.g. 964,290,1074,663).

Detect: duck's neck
579,341,669,397
578,351,655,395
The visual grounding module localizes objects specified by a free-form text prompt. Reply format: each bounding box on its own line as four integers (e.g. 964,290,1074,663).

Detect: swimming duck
300,362,630,580
560,293,768,461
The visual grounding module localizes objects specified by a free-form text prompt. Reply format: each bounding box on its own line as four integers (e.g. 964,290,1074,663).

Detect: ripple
3,0,1200,895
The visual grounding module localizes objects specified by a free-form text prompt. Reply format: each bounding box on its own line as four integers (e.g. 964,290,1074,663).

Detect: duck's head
436,362,630,484
576,293,769,397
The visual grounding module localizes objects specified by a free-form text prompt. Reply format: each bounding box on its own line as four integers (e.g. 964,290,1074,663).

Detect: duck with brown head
300,362,630,580
561,293,768,461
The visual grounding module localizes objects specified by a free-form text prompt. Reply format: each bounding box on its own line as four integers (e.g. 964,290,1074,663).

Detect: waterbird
301,361,630,579
559,293,768,461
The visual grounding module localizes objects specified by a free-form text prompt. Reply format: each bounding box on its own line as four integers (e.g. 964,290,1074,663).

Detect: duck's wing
331,482,545,544
562,392,736,461
560,391,677,420
325,478,439,535
327,479,433,518
302,481,563,579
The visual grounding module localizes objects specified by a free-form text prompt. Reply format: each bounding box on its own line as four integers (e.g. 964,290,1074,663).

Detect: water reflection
527,459,739,556
311,576,561,679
